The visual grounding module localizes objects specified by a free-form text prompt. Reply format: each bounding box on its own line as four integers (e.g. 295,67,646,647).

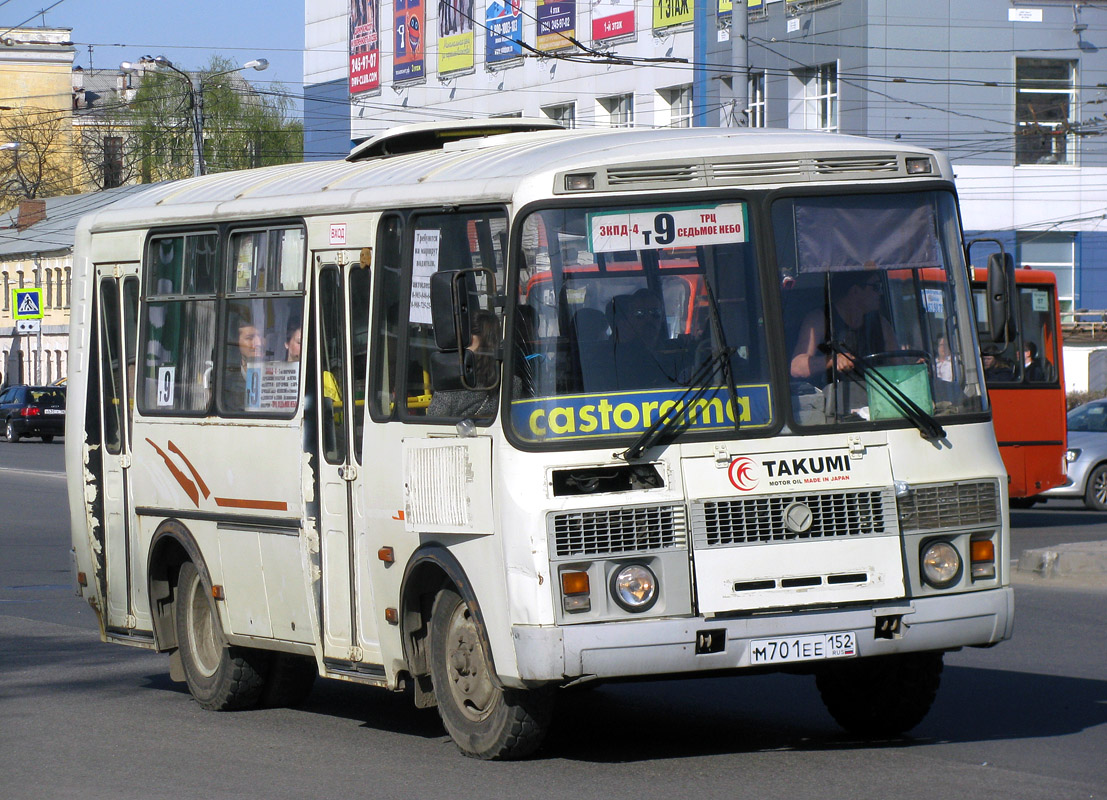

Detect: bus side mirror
430,270,474,352
986,251,1017,343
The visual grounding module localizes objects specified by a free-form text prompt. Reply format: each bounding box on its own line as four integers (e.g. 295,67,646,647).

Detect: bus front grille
549,504,687,559
691,489,895,548
897,480,1001,531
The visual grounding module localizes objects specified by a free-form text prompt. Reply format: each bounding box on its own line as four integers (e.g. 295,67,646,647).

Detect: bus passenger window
138,232,218,415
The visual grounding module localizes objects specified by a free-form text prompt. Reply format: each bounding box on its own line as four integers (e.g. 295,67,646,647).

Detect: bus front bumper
510,587,1013,683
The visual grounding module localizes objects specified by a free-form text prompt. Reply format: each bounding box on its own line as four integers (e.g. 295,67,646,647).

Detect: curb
1016,541,1107,578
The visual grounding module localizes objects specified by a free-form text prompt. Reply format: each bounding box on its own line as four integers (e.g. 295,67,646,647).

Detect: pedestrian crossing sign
12,288,43,320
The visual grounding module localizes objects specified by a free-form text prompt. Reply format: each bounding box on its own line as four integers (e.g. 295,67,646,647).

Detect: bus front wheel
175,561,268,711
815,651,943,738
429,587,552,759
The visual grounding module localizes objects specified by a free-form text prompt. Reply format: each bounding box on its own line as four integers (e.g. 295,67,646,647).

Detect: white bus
67,121,1013,759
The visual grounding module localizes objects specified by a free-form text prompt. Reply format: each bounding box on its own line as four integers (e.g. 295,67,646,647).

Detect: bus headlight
921,541,961,589
610,564,658,612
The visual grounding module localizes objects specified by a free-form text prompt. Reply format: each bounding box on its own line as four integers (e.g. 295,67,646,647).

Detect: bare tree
0,108,80,213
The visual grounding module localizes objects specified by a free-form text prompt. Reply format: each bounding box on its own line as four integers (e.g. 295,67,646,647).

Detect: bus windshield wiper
824,340,946,441
618,346,734,461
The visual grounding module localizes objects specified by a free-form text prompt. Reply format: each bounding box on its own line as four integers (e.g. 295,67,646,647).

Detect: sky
3,0,307,111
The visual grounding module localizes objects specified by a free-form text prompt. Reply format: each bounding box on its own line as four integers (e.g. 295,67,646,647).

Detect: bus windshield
508,191,984,447
510,201,770,446
775,190,985,426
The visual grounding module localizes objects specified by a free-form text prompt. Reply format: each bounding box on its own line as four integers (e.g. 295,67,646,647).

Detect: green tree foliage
124,55,302,182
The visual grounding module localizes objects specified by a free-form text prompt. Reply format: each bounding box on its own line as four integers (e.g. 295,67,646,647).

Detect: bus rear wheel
175,561,268,711
815,651,943,738
429,587,552,760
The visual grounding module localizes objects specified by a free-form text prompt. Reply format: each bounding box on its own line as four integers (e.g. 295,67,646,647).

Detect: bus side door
313,256,380,669
93,264,142,635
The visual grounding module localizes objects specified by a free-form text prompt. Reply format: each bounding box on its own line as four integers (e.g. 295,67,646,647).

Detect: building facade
0,186,149,387
304,0,1107,314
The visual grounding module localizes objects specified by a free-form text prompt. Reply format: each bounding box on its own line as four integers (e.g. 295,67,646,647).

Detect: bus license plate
749,632,857,665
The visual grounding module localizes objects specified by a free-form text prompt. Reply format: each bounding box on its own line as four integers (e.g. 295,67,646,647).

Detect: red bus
971,267,1067,503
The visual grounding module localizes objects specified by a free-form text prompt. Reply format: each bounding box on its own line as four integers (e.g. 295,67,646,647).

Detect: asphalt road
1,441,1105,799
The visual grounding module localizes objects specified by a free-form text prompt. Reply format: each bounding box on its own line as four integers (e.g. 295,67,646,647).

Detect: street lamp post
120,56,269,178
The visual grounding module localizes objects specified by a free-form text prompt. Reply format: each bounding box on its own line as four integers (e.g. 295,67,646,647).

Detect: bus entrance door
93,265,142,636
313,259,381,671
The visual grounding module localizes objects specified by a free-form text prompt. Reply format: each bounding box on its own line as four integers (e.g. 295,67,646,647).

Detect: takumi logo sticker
728,457,758,491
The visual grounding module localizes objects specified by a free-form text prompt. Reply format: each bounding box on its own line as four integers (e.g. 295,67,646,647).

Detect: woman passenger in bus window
223,311,265,410
428,310,501,419
285,318,302,361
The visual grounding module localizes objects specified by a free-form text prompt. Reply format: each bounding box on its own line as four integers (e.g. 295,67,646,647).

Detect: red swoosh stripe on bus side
145,438,200,507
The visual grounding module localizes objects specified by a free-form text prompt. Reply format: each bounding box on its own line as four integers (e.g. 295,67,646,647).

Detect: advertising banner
394,0,426,83
511,385,772,444
349,0,380,94
592,0,635,42
438,0,475,73
718,0,731,24
653,0,693,29
537,0,576,52
486,0,523,64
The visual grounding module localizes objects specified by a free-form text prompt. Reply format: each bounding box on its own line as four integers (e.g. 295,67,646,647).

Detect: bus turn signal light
971,539,996,580
561,570,590,613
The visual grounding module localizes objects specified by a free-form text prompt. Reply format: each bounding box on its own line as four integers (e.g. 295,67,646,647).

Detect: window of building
791,62,837,132
748,71,767,128
103,136,124,189
1016,58,1077,166
2,272,8,311
660,85,693,128
543,102,576,129
600,93,634,128
1017,231,1075,313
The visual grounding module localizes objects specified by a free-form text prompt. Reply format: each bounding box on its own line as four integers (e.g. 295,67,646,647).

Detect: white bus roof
78,126,948,234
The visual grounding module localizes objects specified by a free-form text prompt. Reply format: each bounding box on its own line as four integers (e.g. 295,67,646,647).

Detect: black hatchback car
0,385,66,442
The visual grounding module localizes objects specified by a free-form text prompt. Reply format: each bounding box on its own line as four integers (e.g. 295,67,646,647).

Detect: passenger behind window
982,348,1016,382
223,311,265,411
1023,341,1046,382
609,288,686,389
285,317,302,361
429,311,501,419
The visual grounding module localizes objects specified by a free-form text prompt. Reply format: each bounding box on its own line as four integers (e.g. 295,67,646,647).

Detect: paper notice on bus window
1032,290,1049,312
410,229,441,324
257,362,300,411
588,204,748,253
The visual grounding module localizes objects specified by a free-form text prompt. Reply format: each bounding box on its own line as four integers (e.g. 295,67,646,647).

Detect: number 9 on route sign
587,203,748,253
